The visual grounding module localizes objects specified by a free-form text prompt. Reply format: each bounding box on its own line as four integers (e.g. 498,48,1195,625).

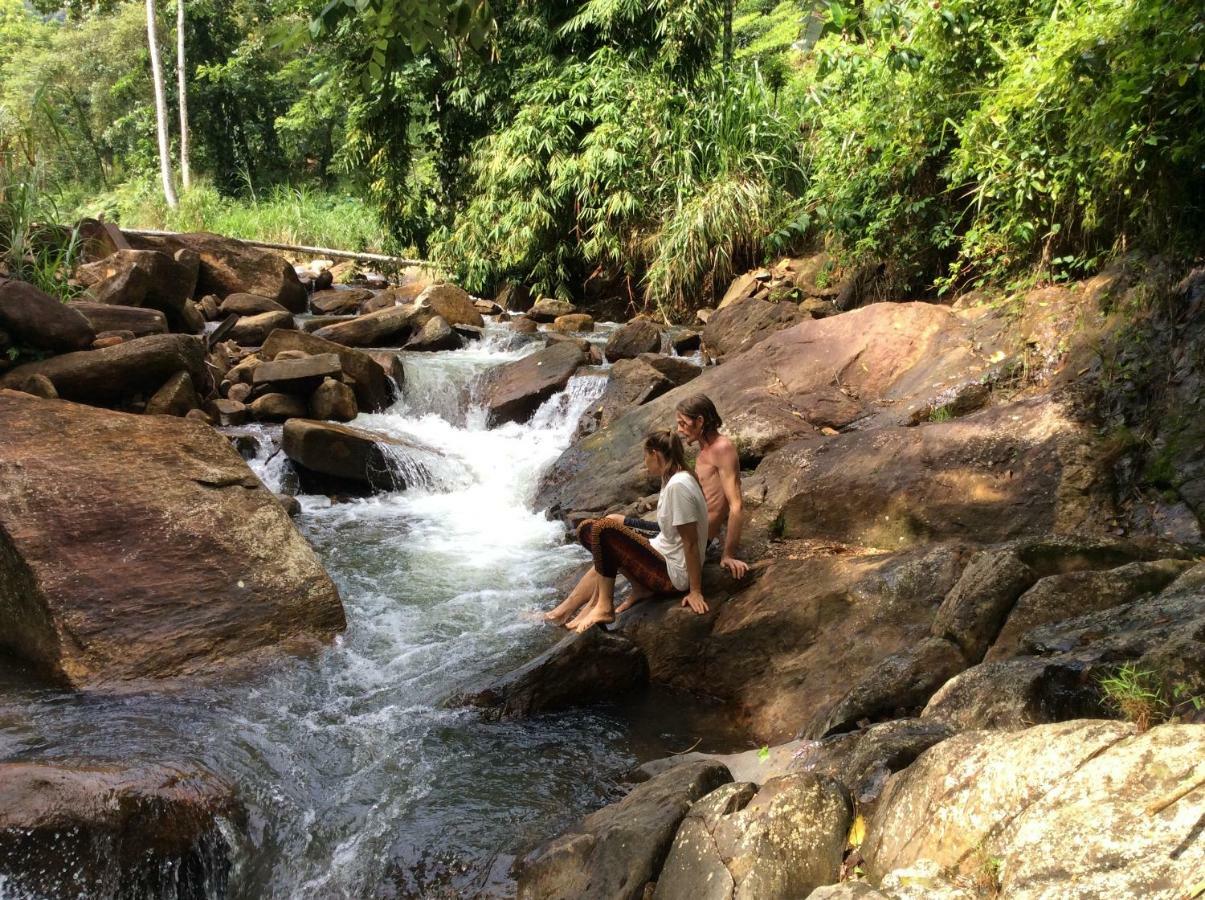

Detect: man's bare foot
572,606,615,633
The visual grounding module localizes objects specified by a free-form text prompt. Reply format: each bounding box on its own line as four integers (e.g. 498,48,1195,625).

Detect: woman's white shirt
650,471,709,591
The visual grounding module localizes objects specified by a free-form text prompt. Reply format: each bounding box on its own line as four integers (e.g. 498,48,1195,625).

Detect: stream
0,321,742,899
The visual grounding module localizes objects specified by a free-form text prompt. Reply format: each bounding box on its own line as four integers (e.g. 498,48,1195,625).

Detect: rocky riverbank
0,223,1202,897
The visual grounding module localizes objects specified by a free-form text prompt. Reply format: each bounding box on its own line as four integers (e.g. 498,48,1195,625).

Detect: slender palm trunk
146,0,178,208
723,0,734,69
177,0,190,190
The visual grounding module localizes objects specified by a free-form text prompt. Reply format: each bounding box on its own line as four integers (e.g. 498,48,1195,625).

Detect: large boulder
618,544,967,742
0,334,207,406
702,296,806,359
405,314,463,352
536,302,1010,519
518,761,732,900
126,231,307,312
0,393,345,686
262,328,395,412
527,297,577,323
310,287,372,315
281,418,439,492
653,774,853,900
454,627,647,717
77,249,202,333
862,720,1205,897
416,282,485,328
68,301,168,337
145,370,201,417
251,352,343,394
228,309,294,345
218,292,288,316
605,319,662,362
0,280,95,352
312,304,418,347
0,759,242,900
481,342,586,425
577,357,674,436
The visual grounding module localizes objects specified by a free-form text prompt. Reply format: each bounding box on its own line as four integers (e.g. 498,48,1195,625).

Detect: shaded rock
605,319,662,362
5,373,58,399
228,309,294,345
809,884,889,899
496,282,532,311
813,637,967,738
185,408,213,425
637,742,811,787
508,315,539,334
0,393,345,685
0,760,242,900
454,627,647,717
618,544,968,742
863,720,1205,897
703,296,805,359
281,418,437,492
800,297,839,318
527,297,577,323
199,293,221,320
218,292,288,316
249,392,308,422
537,302,1006,520
309,377,358,422
475,298,503,315
209,398,248,426
518,761,732,900
482,342,586,425
986,557,1193,661
550,313,594,332
671,330,702,354
405,314,463,351
68,301,168,337
0,280,95,352
417,282,485,328
300,314,351,333
654,773,852,900
312,304,417,347
637,353,701,387
0,334,206,406
77,249,201,333
75,216,130,262
126,231,307,312
263,329,394,412
542,332,590,353
581,358,673,436
310,288,371,315
718,270,762,310
145,371,200,417
367,349,406,386
91,334,125,349
251,352,342,394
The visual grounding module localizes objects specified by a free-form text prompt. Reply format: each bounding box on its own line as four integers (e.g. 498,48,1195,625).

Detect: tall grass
0,156,84,300
79,177,395,254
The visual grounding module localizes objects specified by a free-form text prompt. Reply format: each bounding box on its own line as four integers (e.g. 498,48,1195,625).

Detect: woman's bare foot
614,576,654,615
565,597,597,631
572,604,615,633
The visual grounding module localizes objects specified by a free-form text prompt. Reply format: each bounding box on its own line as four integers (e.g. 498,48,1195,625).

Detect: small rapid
0,322,741,900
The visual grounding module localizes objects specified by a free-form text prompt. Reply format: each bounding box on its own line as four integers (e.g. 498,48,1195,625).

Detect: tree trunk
177,0,190,190
146,0,178,209
723,0,734,69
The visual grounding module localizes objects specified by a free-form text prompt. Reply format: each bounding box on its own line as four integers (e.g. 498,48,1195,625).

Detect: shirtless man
544,394,748,625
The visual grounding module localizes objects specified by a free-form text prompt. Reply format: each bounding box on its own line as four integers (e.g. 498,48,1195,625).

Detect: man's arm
716,440,749,578
676,520,708,614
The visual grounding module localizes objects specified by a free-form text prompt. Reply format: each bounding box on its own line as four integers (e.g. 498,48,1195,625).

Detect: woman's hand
681,590,709,614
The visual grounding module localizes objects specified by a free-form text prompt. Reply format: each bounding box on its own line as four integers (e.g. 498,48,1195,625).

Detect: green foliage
0,157,84,299
1099,663,1167,732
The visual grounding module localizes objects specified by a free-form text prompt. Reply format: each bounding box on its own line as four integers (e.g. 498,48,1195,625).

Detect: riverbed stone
518,760,732,900
77,248,202,334
703,296,806,359
405,314,463,351
0,759,243,900
527,297,577,323
263,328,395,411
229,309,294,345
416,282,485,328
0,392,345,685
454,627,648,717
0,280,96,352
482,341,586,425
249,392,308,422
0,333,207,406
605,319,661,362
68,301,168,337
313,304,419,347
637,353,701,387
251,352,343,393
654,773,853,900
145,370,200,417
281,418,438,492
218,292,288,316
508,315,539,334
309,377,358,422
5,372,58,399
549,313,594,332
578,357,674,436
310,287,372,315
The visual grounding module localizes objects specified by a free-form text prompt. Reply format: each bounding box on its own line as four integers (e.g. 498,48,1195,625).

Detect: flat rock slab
0,759,242,899
0,280,95,352
262,328,395,412
252,352,343,391
0,333,207,405
519,760,732,900
68,301,168,337
482,341,586,425
312,304,418,347
281,418,439,492
0,393,345,686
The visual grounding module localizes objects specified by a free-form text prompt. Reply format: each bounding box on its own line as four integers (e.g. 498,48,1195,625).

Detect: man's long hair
676,394,722,436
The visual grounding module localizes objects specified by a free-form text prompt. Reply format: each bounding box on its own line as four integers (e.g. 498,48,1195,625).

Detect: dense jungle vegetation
1,0,1202,317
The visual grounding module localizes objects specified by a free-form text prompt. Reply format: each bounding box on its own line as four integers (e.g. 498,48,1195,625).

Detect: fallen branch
1145,762,1205,816
122,228,434,268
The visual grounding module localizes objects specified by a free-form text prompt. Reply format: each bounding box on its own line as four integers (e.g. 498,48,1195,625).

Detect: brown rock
218,292,288,316
249,392,308,422
0,759,242,899
0,280,95,352
251,352,342,393
226,382,252,403
199,294,221,320
593,358,674,431
210,398,248,425
262,329,395,412
0,393,345,685
67,301,168,337
145,371,200,417
228,310,294,346
185,408,213,425
90,335,125,349
703,296,806,359
77,249,201,333
604,319,661,362
6,372,58,399
309,377,358,422
405,314,463,352
310,288,372,315
74,216,130,262
508,315,539,334
83,263,149,307
549,313,594,333
528,297,577,322
496,282,532,311
418,282,485,328
312,305,418,347
125,231,308,312
636,353,701,387
0,334,206,406
718,270,762,310
670,330,702,354
282,418,440,492
482,342,586,425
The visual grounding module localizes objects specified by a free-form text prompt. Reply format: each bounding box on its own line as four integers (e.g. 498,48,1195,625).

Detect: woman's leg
572,521,676,632
544,519,603,625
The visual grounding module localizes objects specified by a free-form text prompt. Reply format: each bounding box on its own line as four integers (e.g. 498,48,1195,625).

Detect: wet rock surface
0,280,95,352
281,418,438,492
482,341,586,425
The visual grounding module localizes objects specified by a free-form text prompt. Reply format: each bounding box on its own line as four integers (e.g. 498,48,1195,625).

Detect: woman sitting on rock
545,429,710,633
